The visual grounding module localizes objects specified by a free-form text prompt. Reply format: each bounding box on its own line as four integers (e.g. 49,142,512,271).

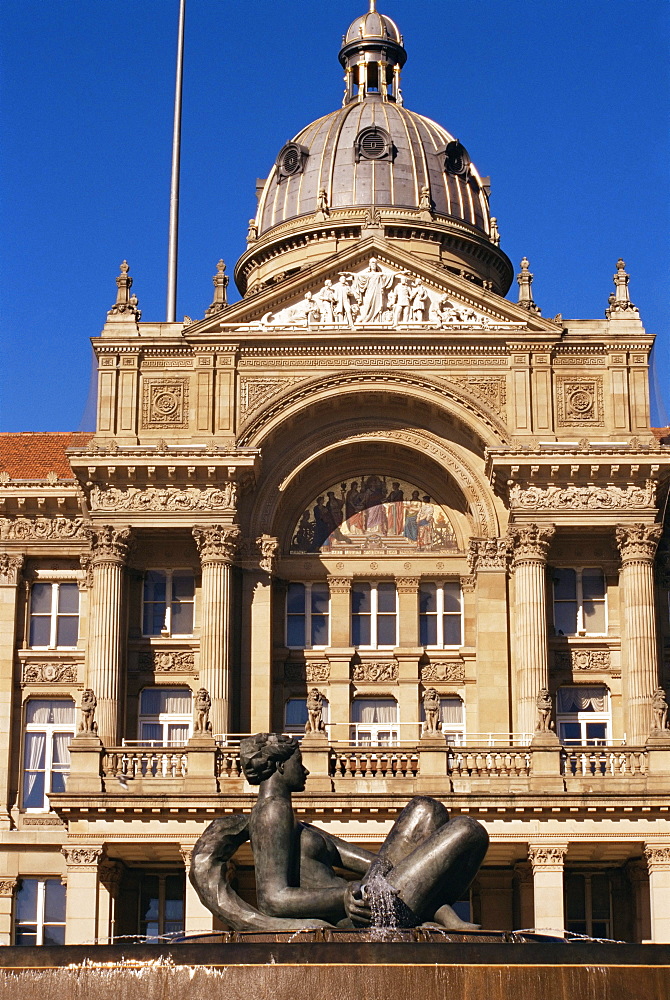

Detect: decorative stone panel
137,650,196,673
556,376,604,426
447,376,507,416
510,483,655,512
352,661,398,683
284,661,330,683
142,377,189,428
90,484,237,513
240,378,301,417
420,661,465,683
0,517,90,540
21,662,79,685
553,649,611,672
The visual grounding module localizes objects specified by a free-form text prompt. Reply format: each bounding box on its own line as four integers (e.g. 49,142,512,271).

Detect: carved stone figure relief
21,662,78,684
284,661,330,683
90,484,237,513
352,661,398,683
553,649,611,672
137,650,196,673
510,483,655,511
142,377,189,428
0,517,90,540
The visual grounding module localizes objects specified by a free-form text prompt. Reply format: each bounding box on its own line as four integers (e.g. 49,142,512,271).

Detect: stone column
528,844,567,933
87,526,132,747
508,525,555,738
193,524,240,738
625,859,651,943
395,577,421,739
0,878,17,945
644,845,670,943
326,577,352,743
513,861,534,931
0,555,24,826
180,846,213,934
616,524,663,745
98,859,124,944
249,536,278,734
62,846,104,944
468,539,511,736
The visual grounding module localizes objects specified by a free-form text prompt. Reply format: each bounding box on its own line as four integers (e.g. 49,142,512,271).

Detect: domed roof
344,7,402,45
257,101,490,237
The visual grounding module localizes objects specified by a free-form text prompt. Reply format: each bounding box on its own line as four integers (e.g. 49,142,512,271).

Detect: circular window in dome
444,140,471,179
276,142,309,180
355,126,393,162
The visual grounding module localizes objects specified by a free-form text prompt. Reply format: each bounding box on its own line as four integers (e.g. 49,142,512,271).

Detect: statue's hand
344,881,372,928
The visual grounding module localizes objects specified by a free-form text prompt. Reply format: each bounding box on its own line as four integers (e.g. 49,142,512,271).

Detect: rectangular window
29,582,79,648
14,878,66,946
286,582,330,648
142,571,195,637
138,872,185,941
351,582,397,648
552,568,606,636
419,582,462,647
138,688,192,746
284,697,329,735
421,695,465,744
22,700,75,811
565,872,612,939
557,686,610,745
350,698,399,745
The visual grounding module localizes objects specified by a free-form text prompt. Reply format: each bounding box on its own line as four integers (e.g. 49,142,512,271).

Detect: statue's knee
449,815,489,850
405,796,449,829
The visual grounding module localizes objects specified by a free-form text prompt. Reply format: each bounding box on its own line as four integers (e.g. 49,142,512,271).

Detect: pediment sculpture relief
259,259,509,330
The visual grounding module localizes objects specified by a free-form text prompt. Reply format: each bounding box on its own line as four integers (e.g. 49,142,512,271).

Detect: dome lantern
339,0,406,105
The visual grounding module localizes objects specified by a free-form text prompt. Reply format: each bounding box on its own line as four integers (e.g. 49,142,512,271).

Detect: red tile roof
0,433,90,480
652,427,670,445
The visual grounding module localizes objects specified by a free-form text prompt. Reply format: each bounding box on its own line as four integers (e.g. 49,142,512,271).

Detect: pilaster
249,536,278,733
62,846,105,944
0,878,17,945
644,845,670,943
180,846,214,934
528,843,567,934
468,539,511,734
0,554,24,826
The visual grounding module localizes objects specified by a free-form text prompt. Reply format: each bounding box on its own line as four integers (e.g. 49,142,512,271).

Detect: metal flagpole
166,0,186,323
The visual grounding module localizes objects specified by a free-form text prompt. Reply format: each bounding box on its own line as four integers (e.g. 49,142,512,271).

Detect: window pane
585,723,607,744
57,583,79,613
440,698,463,725
162,690,192,714
285,699,308,727
377,583,396,613
140,875,160,922
420,616,437,646
377,614,396,646
351,583,371,614
443,583,461,613
554,602,578,635
287,616,305,647
31,583,53,614
24,731,46,769
582,570,605,600
286,583,306,615
44,879,66,923
311,615,328,646
565,874,586,921
171,574,194,599
553,569,576,600
15,879,38,921
443,615,462,646
143,603,166,636
50,771,68,793
26,700,75,725
51,733,72,765
56,616,78,646
144,572,167,602
559,722,582,743
141,723,164,743
352,615,370,646
170,601,193,634
591,875,611,919
311,585,329,615
351,699,397,723
583,601,606,633
419,583,437,614
43,924,66,946
167,725,189,744
29,616,51,647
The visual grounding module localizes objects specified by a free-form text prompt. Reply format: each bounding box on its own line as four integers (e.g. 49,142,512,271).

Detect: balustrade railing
103,747,188,780
562,746,648,778
215,747,243,778
448,747,532,779
331,746,421,779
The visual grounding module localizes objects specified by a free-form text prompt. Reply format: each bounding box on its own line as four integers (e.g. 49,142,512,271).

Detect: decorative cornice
0,553,24,585
192,524,241,564
644,846,670,872
528,845,567,870
510,482,656,512
468,537,510,573
616,523,663,564
90,484,237,513
508,524,555,566
90,525,133,565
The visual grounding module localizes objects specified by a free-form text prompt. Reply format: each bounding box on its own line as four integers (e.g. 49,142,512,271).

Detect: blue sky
1,0,668,431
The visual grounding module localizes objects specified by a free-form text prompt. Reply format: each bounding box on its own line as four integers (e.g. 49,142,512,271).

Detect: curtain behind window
351,699,398,724
557,687,607,713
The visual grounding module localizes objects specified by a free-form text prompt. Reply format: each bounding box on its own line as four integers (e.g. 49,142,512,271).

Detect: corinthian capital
192,524,241,564
507,523,555,566
90,525,133,565
0,553,24,586
468,536,511,573
256,534,279,575
616,523,662,564
528,845,567,871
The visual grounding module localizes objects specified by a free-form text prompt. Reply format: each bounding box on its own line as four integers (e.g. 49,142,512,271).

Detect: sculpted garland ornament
510,483,656,511
90,484,238,512
0,517,90,540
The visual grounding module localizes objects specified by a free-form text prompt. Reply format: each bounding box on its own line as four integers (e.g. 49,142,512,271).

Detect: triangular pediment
186,238,560,336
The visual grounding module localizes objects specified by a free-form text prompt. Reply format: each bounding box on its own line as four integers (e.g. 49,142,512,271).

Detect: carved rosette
61,846,105,871
256,535,279,575
0,878,17,897
468,537,511,573
616,523,663,566
192,524,241,565
644,846,670,872
508,524,555,568
528,846,567,872
90,525,133,566
0,553,24,586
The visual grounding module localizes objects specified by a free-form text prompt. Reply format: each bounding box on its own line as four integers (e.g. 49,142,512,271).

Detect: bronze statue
190,733,488,930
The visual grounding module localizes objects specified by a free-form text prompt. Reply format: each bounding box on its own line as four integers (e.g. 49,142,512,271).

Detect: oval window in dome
276,142,309,180
444,140,471,179
355,126,393,162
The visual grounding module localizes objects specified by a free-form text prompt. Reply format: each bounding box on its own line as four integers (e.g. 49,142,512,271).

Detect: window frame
22,699,76,812
551,566,608,637
564,871,613,939
284,696,330,736
419,581,463,648
421,695,466,745
351,581,398,650
350,697,400,746
137,687,193,747
136,871,185,941
556,686,611,746
29,581,80,650
13,877,66,946
141,569,196,638
285,582,330,649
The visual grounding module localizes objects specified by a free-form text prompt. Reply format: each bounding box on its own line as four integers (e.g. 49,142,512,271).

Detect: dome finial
369,0,377,11
340,4,406,104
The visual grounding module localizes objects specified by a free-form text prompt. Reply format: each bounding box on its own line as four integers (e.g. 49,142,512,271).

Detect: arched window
350,698,399,746
556,686,610,745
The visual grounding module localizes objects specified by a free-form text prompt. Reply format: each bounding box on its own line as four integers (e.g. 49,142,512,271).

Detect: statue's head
240,733,302,786
82,689,95,707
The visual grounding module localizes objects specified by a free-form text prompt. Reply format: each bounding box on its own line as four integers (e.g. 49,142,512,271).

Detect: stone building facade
1,3,670,946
